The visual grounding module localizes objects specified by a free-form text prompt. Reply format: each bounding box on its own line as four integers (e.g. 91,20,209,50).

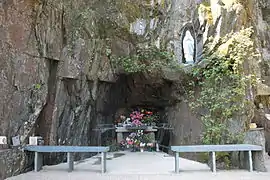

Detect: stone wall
253,0,270,152
0,148,33,180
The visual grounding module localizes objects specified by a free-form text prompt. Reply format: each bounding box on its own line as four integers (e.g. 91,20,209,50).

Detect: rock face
243,128,267,172
252,0,270,152
0,0,270,178
0,148,32,180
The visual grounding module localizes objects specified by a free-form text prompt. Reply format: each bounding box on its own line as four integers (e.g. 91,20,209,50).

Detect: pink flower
130,111,144,121
127,140,134,145
132,119,143,126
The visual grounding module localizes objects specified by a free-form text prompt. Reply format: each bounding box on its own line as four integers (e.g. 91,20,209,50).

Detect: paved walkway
6,151,270,180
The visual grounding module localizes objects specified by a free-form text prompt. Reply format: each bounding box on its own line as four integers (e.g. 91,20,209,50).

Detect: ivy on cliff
111,45,182,73
188,27,258,145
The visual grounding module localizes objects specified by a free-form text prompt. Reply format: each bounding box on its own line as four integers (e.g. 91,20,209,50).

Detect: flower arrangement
116,108,158,151
120,108,158,126
123,130,144,151
115,108,158,126
119,130,156,152
130,111,144,126
142,111,158,125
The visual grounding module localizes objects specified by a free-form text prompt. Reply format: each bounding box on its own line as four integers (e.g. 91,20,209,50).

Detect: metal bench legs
34,152,43,172
67,152,74,172
210,152,216,173
66,152,107,173
174,152,179,173
101,152,107,173
248,150,253,172
210,151,253,173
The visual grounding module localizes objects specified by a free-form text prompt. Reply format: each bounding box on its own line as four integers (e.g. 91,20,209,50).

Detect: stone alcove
96,72,177,150
179,22,197,65
92,68,203,155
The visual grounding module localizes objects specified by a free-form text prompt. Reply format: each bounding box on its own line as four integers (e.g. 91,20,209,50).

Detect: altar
112,108,162,152
94,108,173,152
115,126,157,143
94,123,173,152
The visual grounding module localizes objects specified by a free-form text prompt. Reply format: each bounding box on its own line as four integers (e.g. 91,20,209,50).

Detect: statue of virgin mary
183,30,195,64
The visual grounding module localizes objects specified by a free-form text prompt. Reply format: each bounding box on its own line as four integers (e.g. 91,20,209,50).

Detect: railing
155,123,173,151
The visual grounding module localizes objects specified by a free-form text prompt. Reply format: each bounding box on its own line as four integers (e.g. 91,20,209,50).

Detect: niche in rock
97,73,176,151
180,23,197,65
179,21,205,64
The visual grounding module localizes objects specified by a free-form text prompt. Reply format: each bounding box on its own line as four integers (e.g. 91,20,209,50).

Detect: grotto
1,0,270,179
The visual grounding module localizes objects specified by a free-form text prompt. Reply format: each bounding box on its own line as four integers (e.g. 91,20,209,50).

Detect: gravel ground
6,151,270,180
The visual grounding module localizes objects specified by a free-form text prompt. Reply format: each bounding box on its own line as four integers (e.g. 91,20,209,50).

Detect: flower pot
140,148,144,152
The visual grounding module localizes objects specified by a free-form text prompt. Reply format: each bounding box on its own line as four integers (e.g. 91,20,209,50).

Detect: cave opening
37,71,183,165
97,72,177,153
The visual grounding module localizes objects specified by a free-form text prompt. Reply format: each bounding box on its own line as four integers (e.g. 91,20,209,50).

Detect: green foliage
199,152,231,169
188,27,258,145
108,141,120,152
34,83,41,90
111,45,181,73
142,133,155,143
198,2,213,24
142,114,158,124
217,152,231,169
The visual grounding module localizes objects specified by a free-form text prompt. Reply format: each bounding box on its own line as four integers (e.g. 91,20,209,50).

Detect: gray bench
24,145,110,173
171,144,263,173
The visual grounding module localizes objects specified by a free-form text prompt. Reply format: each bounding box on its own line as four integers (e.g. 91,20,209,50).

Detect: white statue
183,30,195,64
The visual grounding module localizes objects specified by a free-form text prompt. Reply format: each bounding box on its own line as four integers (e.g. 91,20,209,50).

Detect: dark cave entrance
35,71,179,166
97,73,176,153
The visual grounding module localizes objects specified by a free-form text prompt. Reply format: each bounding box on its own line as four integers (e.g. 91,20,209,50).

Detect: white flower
140,142,145,147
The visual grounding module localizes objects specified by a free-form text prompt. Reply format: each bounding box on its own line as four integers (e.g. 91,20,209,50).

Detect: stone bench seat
24,145,110,173
171,144,263,173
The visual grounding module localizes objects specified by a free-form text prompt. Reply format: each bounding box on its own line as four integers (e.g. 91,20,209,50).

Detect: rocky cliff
0,0,270,179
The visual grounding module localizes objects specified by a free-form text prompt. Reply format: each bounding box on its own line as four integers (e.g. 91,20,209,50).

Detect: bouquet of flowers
124,130,144,150
142,110,158,125
116,108,159,151
130,109,158,126
115,108,159,127
130,111,144,126
121,129,157,152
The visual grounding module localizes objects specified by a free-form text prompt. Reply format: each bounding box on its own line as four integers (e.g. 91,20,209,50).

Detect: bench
24,145,110,173
171,144,263,173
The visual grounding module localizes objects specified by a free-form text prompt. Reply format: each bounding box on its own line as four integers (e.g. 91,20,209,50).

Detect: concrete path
6,151,270,180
